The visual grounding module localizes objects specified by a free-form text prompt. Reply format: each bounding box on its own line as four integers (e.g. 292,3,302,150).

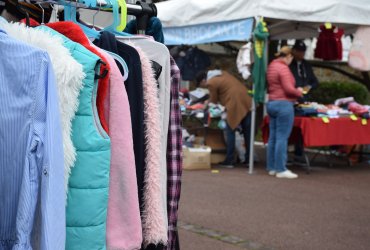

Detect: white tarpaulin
156,0,370,41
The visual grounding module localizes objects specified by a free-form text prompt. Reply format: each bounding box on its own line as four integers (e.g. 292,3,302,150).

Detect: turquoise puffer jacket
37,26,111,250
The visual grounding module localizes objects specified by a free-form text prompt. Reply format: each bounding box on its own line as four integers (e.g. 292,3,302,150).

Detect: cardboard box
211,153,226,164
204,129,226,150
183,145,212,170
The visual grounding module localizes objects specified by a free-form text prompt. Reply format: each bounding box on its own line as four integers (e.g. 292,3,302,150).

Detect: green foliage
308,81,370,104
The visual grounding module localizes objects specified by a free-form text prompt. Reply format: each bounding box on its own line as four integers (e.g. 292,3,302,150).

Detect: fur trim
132,44,168,246
0,22,85,195
46,21,110,134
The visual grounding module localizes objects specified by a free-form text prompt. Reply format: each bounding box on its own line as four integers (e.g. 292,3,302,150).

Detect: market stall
156,0,370,172
262,103,370,171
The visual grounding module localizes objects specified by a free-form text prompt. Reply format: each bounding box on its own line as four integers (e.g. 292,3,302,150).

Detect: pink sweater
267,59,302,101
97,49,143,250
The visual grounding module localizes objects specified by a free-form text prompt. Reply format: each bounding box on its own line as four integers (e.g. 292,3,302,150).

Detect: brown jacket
207,71,252,129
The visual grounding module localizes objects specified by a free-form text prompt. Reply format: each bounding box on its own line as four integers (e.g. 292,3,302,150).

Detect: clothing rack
25,0,157,33
126,2,157,33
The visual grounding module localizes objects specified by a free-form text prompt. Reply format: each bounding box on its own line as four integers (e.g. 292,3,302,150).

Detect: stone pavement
177,149,370,250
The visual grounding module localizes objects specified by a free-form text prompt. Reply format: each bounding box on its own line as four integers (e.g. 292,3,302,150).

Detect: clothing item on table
37,25,111,250
0,28,65,250
0,21,85,194
266,100,295,173
96,48,142,250
116,36,170,248
294,107,318,117
348,102,369,116
93,31,146,218
314,25,344,61
164,57,183,250
267,59,302,102
207,71,252,130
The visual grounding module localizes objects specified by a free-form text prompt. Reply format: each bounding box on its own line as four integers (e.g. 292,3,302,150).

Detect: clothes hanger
92,1,102,30
116,0,126,31
37,3,44,25
104,49,129,81
49,3,58,23
101,0,131,36
63,1,100,39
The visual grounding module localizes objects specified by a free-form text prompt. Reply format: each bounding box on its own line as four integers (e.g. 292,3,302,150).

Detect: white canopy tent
156,0,370,173
157,0,370,41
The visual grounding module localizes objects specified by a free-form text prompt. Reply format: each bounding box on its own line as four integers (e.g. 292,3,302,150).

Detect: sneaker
268,170,276,176
276,170,298,179
219,161,235,169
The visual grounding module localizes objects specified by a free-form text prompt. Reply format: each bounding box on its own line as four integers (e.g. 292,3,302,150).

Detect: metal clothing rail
29,0,157,32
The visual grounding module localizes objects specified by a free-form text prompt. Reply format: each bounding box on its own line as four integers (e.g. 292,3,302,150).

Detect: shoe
218,161,235,169
268,170,276,176
276,170,298,179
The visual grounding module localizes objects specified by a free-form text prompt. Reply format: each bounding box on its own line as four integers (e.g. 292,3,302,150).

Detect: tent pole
248,17,259,174
248,93,256,174
249,17,269,174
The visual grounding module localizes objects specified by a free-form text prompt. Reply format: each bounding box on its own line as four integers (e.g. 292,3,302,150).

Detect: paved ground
177,147,370,250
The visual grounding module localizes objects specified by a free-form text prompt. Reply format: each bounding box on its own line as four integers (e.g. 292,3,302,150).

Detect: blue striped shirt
0,29,65,250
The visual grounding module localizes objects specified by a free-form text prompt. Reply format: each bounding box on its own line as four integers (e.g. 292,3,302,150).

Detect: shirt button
43,169,48,176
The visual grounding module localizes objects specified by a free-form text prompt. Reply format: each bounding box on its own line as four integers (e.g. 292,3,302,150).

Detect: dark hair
195,71,207,87
292,40,307,52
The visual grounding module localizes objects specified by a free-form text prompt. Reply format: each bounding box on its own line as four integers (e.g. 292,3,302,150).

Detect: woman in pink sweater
266,46,303,179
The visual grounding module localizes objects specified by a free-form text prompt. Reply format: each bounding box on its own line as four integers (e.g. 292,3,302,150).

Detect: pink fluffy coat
134,45,168,246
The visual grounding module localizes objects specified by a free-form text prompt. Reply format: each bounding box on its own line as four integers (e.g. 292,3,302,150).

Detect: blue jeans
266,101,294,173
224,113,251,164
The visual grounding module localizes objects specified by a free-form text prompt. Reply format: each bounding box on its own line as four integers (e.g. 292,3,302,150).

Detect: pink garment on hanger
95,46,143,250
130,44,168,246
349,26,370,71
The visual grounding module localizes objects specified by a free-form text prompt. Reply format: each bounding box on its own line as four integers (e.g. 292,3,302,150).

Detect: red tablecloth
262,116,370,147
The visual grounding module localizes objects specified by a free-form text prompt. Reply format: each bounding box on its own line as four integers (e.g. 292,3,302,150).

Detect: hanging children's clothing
93,31,147,218
36,24,111,250
1,2,183,249
0,28,65,250
117,36,171,248
97,48,143,250
165,57,183,250
349,26,370,71
314,25,344,60
0,21,85,193
133,44,167,247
